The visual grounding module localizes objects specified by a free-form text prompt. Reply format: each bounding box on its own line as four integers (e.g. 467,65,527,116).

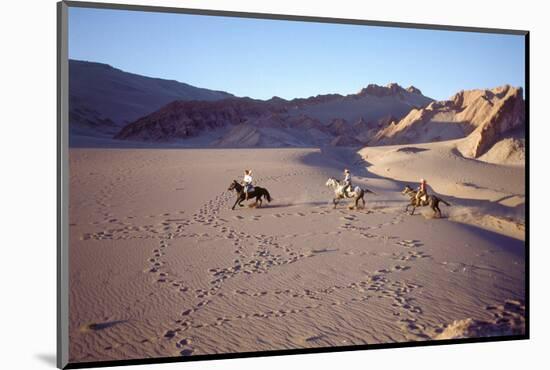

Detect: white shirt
243,175,253,184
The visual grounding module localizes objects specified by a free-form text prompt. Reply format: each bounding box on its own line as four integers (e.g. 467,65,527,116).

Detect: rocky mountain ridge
114,83,434,147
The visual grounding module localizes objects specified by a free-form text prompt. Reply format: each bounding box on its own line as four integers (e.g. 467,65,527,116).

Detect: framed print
57,1,528,368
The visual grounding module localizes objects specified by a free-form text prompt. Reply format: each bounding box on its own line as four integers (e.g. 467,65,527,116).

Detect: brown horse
227,180,272,210
401,185,450,217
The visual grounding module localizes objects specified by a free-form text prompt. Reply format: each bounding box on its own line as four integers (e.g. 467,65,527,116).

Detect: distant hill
70,65,523,154
287,83,433,124
113,83,434,147
69,60,234,140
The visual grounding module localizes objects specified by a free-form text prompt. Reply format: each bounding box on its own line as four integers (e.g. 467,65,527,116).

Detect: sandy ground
68,147,525,363
360,138,525,240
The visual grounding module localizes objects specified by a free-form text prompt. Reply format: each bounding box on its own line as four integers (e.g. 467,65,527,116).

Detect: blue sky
68,7,525,101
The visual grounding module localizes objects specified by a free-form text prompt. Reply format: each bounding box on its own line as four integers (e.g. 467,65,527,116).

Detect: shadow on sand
297,146,525,242
238,200,330,209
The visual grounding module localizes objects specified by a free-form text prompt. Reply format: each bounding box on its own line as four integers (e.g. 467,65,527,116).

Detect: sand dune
68,147,524,363
359,138,525,240
478,130,525,165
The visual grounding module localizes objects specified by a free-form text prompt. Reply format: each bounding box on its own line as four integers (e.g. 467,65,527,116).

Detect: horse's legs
410,206,416,215
256,196,262,208
333,198,338,209
231,197,241,210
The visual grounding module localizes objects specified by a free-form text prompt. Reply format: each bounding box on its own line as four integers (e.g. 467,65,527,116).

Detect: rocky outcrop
69,59,438,147
114,82,434,146
375,114,399,129
355,83,423,100
288,93,344,108
326,118,350,136
370,85,525,158
356,83,410,99
113,97,337,146
330,135,365,147
114,98,286,141
278,82,432,106
406,85,423,95
458,86,525,158
351,117,370,133
111,82,523,152
355,115,398,143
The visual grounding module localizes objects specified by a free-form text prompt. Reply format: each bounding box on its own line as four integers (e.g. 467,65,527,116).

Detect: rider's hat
344,169,350,173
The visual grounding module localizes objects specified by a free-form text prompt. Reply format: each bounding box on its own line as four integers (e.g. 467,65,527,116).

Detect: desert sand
69,146,525,363
360,138,525,240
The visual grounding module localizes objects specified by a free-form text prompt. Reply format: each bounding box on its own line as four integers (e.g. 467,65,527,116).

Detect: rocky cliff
370,85,525,158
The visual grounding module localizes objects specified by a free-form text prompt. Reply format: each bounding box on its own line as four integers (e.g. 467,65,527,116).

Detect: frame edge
57,1,70,368
63,0,528,35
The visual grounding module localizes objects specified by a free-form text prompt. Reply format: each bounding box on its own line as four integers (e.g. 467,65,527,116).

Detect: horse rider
415,178,428,206
243,169,254,200
342,169,352,198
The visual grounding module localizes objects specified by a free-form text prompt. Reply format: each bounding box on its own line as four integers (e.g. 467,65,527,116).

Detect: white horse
325,177,375,209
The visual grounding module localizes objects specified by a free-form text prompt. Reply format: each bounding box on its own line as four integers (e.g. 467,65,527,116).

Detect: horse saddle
344,186,360,197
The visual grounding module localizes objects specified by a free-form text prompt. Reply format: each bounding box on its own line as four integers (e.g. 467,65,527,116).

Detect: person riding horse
228,179,272,210
243,169,254,200
415,178,428,206
342,169,352,198
401,182,449,217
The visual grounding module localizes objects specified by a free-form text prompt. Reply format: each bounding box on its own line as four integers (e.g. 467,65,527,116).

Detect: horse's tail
438,197,450,206
264,189,272,202
364,188,376,195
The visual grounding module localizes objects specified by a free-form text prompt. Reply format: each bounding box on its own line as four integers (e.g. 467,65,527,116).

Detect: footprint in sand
79,320,127,333
392,265,411,271
196,300,210,308
181,309,194,316
341,215,357,221
164,330,178,339
396,239,424,248
176,338,192,348
399,318,427,333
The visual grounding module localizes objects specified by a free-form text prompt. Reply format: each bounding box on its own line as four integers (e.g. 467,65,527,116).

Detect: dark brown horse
401,185,450,217
227,180,272,210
